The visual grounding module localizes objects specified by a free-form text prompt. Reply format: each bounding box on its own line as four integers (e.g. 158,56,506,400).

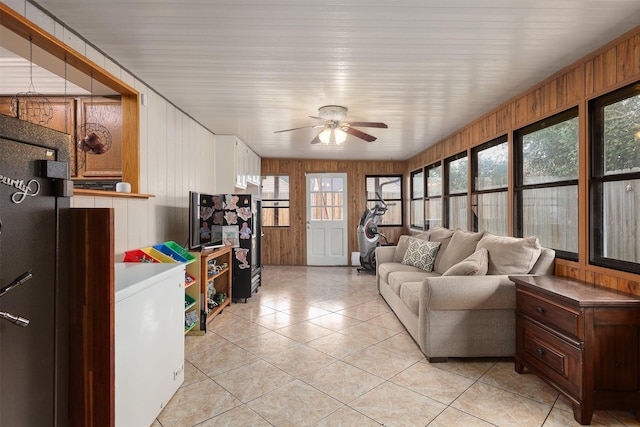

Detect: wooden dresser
510,275,640,425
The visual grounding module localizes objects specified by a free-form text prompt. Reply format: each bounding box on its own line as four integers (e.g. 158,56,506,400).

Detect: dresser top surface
510,275,640,306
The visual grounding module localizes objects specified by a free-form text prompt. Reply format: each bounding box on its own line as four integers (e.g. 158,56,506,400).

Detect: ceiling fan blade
274,124,320,133
310,133,322,145
345,127,377,142
346,121,388,128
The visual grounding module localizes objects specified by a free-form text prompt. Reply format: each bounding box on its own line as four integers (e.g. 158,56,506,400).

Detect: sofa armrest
375,245,396,266
421,275,516,311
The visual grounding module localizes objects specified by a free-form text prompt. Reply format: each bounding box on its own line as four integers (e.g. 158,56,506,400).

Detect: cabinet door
235,139,247,189
76,98,123,179
0,97,77,176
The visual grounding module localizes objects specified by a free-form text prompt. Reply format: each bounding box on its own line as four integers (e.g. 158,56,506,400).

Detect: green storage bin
164,241,197,264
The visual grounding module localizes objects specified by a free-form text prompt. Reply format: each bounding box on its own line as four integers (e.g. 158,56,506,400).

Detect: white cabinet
213,135,261,193
247,149,261,186
114,263,185,427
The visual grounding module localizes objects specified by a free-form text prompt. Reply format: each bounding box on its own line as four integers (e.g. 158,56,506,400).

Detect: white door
306,173,348,266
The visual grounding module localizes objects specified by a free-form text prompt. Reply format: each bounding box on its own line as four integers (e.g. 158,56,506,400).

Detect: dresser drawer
517,289,581,339
516,316,582,399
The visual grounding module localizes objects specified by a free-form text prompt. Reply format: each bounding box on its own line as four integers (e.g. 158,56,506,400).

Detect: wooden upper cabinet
75,97,123,180
0,95,123,179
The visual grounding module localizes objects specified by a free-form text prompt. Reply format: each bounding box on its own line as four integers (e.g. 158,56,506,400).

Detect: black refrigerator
213,194,262,302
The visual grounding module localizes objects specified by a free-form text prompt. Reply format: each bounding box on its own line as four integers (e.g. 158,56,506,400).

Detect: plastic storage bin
153,243,189,263
123,249,159,263
163,241,196,264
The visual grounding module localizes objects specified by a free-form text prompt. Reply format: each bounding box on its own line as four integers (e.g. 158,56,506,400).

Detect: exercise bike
357,192,393,273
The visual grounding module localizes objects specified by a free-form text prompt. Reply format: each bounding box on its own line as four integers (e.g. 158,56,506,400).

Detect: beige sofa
376,226,555,362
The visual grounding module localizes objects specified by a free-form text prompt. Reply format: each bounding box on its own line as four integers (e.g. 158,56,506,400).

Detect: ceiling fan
274,105,388,145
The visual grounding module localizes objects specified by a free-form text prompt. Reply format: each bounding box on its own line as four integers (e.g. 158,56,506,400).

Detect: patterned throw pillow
401,238,441,271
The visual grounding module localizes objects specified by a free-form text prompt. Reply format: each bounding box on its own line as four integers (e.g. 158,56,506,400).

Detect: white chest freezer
115,262,185,427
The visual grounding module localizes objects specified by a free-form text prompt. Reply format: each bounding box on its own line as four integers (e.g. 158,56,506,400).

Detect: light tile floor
153,266,640,427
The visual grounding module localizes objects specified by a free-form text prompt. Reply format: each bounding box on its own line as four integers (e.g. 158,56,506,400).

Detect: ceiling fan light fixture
319,127,332,144
334,128,347,144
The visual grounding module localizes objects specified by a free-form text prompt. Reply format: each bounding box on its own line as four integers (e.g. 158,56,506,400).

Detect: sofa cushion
393,233,429,263
428,226,455,273
401,238,441,271
378,262,425,285
428,225,455,241
442,248,489,276
529,247,556,275
434,229,485,274
388,271,438,296
477,233,542,274
400,282,422,315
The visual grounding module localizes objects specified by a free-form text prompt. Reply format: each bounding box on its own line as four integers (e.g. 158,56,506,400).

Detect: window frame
260,174,291,227
365,175,403,227
471,135,509,234
444,152,468,230
589,81,640,274
410,168,425,230
514,107,579,261
424,161,442,230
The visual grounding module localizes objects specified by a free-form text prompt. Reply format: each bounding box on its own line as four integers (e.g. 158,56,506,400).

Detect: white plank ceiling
14,0,640,160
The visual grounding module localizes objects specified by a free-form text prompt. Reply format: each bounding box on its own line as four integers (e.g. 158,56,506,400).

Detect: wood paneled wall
406,25,640,294
261,158,408,265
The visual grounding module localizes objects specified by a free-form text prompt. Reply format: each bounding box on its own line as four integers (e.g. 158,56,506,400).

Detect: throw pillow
441,248,489,276
401,238,441,271
476,233,542,274
434,229,485,274
428,225,455,241
428,226,455,272
393,233,429,263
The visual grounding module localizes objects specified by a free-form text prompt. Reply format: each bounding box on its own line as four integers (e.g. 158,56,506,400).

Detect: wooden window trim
1,4,145,197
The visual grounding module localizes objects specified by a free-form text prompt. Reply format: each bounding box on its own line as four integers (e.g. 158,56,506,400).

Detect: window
365,175,403,226
472,136,508,235
308,175,344,221
425,162,442,230
444,153,468,230
589,82,640,273
410,169,424,229
514,108,579,259
261,175,290,226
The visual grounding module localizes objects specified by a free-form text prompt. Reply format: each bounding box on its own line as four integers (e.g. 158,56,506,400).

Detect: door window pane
309,176,344,221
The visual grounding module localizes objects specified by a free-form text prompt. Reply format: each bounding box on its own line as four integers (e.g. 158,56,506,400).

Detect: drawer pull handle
535,307,545,313
536,348,545,356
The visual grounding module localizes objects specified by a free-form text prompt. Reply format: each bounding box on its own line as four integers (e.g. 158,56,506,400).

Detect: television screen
189,191,224,250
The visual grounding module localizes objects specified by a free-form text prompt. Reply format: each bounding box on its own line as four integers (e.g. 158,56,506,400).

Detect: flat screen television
188,191,224,250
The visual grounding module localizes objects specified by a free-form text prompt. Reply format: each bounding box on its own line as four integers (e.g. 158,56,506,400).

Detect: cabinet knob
536,306,545,313
536,348,545,356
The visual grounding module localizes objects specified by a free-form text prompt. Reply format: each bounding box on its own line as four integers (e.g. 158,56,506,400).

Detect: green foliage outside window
604,94,640,174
